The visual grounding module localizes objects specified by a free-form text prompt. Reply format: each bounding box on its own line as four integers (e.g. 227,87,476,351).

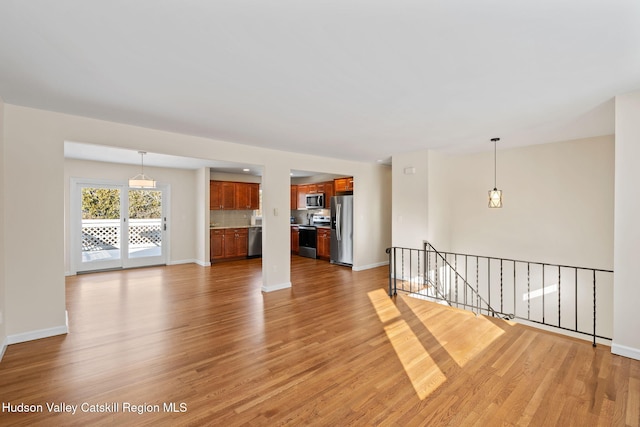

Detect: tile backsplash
210,210,255,227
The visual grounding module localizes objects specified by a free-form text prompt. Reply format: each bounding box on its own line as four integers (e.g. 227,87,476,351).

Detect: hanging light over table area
129,150,156,188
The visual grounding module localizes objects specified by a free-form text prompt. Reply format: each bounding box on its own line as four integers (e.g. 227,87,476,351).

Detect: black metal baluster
527,263,530,320
593,270,597,347
558,265,561,328
476,257,479,315
542,265,545,325
455,255,459,308
500,259,504,314
513,261,516,319
488,258,492,316
427,246,431,294
574,268,578,333
388,248,393,297
465,255,468,309
409,249,413,294
401,249,405,293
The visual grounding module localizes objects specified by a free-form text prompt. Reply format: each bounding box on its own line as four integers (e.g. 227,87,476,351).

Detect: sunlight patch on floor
401,294,506,369
368,289,446,400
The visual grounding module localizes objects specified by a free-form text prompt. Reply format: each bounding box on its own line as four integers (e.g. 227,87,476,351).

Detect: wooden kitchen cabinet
334,177,354,193
211,228,248,262
211,181,259,210
321,181,334,208
224,228,248,258
235,183,260,210
297,185,308,209
210,229,225,260
210,181,236,210
317,228,331,260
291,226,299,254
290,185,298,209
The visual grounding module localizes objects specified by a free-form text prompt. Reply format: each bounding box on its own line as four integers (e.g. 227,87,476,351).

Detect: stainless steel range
297,215,331,259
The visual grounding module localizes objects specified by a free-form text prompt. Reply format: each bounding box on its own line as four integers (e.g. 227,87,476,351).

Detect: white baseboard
0,336,7,362
612,343,640,361
167,259,195,265
168,259,209,266
65,270,75,277
6,311,69,345
353,260,389,271
261,282,292,293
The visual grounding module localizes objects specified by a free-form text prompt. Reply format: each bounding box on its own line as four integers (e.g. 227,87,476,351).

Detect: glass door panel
126,189,164,266
79,185,123,271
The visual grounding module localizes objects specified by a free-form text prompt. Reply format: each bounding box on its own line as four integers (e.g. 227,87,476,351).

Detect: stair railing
388,242,613,346
386,245,509,319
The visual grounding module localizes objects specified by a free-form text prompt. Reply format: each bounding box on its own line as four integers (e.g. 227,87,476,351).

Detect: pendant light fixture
129,151,156,188
488,137,502,208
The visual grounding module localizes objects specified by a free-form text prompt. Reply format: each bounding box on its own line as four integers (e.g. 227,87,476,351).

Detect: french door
72,179,168,273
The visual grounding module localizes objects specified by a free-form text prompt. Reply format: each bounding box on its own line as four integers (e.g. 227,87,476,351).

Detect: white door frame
70,178,170,274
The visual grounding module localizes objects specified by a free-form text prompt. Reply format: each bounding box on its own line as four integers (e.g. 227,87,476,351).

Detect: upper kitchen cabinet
334,177,354,193
297,184,308,208
210,181,235,210
235,183,260,210
290,185,298,209
211,181,259,210
318,182,334,207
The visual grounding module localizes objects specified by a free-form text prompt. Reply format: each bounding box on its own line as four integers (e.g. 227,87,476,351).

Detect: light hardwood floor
1,257,638,426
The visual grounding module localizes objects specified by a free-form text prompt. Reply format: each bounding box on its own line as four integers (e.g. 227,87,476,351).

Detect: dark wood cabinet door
290,185,298,209
210,181,222,210
297,185,308,209
323,181,334,208
248,184,260,210
236,230,248,256
221,182,236,209
317,229,331,259
211,230,225,260
224,229,237,257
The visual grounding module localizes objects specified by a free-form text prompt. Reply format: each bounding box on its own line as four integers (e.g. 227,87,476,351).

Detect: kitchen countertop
291,224,331,229
210,225,262,229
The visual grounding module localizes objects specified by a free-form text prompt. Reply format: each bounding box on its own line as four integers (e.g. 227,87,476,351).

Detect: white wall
4,105,67,339
391,150,429,249
2,104,391,341
0,96,6,357
353,164,392,270
196,167,210,266
613,91,640,360
64,159,200,273
210,171,262,183
448,136,614,269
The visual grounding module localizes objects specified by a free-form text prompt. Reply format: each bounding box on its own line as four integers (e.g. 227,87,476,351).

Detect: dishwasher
248,226,262,257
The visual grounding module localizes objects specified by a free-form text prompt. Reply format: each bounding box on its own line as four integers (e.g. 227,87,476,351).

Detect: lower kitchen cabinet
211,230,225,260
225,228,248,258
317,228,331,259
211,228,249,262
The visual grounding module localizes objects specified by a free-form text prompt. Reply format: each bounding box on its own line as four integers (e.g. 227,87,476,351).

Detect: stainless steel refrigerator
330,195,353,266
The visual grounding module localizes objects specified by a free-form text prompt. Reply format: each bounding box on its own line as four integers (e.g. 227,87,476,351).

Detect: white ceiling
2,1,639,164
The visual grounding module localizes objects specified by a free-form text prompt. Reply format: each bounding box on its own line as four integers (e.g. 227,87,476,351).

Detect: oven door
297,226,317,258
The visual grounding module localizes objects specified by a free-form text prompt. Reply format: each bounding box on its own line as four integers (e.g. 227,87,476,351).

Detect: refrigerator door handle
336,203,341,241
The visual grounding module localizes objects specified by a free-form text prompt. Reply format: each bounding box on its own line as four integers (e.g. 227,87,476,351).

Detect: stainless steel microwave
305,193,325,209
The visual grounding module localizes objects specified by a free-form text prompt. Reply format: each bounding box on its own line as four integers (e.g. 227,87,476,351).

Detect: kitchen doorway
71,179,169,273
